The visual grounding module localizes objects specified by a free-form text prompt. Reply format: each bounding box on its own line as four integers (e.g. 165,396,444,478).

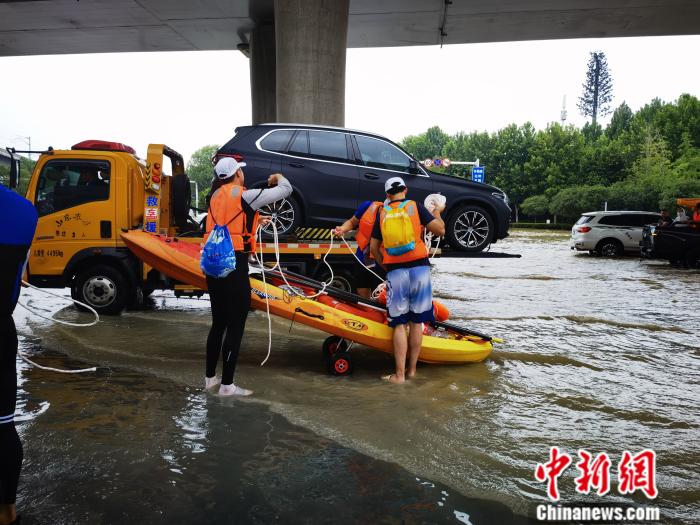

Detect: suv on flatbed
215,124,511,252
571,211,661,256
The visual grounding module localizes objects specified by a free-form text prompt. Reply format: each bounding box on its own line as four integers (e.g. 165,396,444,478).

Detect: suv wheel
260,196,301,239
446,205,494,252
596,239,623,257
72,264,130,315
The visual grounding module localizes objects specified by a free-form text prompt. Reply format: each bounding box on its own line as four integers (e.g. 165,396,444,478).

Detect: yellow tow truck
7,139,356,314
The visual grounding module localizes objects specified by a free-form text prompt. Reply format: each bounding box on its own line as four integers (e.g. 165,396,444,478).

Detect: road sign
433,158,442,167
472,166,485,183
442,158,451,167
423,158,433,167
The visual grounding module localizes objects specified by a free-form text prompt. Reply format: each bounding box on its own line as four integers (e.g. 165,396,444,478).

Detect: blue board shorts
385,265,435,327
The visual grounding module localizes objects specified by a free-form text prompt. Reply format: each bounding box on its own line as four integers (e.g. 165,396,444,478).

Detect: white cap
385,176,407,194
214,157,247,180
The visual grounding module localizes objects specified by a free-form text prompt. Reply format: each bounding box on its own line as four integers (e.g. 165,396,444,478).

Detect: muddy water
13,230,700,524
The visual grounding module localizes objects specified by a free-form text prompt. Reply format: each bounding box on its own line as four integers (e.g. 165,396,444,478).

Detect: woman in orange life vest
370,177,446,385
333,200,386,298
693,203,700,225
204,158,292,396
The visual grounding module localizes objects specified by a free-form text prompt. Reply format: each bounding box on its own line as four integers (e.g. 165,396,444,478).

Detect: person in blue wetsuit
0,184,38,525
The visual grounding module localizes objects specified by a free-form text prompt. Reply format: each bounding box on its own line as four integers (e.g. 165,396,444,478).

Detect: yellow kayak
121,230,494,366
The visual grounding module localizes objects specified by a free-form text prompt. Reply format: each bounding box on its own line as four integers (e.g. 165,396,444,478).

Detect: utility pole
560,95,567,125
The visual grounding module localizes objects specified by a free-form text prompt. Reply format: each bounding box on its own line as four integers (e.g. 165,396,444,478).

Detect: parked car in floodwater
215,124,511,252
571,211,661,256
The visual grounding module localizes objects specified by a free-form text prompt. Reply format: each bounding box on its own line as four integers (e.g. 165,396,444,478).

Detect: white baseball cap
214,157,247,180
385,176,407,194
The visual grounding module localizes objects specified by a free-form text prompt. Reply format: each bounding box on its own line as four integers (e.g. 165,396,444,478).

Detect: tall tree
577,51,613,127
186,144,219,207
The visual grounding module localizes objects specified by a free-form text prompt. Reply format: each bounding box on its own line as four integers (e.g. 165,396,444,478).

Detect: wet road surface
13,230,700,524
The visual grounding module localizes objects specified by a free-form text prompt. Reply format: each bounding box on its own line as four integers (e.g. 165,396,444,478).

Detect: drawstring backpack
200,188,264,278
200,206,244,278
381,201,416,256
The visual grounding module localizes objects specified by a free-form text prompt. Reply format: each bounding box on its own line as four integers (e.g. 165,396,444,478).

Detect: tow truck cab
23,140,194,313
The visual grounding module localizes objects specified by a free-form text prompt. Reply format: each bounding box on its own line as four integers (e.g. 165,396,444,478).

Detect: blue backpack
200,207,244,278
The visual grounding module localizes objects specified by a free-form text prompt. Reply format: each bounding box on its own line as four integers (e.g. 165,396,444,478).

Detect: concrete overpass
2,0,698,125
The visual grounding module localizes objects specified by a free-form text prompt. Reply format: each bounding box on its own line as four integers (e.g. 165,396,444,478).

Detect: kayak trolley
322,336,354,376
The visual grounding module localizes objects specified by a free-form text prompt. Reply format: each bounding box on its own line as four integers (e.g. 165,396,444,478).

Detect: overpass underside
1,0,698,126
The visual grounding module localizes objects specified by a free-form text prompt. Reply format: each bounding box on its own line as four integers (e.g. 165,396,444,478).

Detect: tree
520,194,549,218
186,144,219,208
400,126,450,162
606,102,633,139
578,51,613,127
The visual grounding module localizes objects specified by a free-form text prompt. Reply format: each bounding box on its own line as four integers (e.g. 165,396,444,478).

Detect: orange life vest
355,201,382,256
379,200,428,265
694,211,700,222
206,184,260,253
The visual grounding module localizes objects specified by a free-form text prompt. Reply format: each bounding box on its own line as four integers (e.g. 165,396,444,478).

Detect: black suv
216,124,511,252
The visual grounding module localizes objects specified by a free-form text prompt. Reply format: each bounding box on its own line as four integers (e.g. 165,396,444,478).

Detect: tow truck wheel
328,352,353,376
72,264,130,315
322,336,349,358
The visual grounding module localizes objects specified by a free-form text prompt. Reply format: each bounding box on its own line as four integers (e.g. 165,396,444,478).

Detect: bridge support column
274,0,349,126
250,23,276,124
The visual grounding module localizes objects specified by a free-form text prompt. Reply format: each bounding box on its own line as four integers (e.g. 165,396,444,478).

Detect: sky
0,35,698,165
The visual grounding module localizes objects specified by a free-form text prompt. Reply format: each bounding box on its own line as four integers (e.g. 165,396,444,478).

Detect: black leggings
0,315,22,505
205,253,251,386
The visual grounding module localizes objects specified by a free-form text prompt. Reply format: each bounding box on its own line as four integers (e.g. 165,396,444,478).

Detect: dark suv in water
216,124,511,252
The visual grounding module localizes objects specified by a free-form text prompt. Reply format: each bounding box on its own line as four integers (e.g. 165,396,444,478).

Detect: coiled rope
16,281,99,373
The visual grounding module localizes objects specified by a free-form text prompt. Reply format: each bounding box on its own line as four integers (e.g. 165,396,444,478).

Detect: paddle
256,267,497,342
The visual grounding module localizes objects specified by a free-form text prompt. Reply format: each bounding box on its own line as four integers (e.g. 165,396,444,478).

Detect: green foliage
400,126,450,162
186,145,219,209
0,165,8,186
548,185,609,221
520,194,549,216
512,222,573,231
397,94,700,222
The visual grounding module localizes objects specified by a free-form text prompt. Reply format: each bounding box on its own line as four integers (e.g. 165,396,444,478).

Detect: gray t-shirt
242,177,293,211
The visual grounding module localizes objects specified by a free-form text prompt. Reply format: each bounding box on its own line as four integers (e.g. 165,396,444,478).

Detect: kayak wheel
322,336,348,357
328,353,353,376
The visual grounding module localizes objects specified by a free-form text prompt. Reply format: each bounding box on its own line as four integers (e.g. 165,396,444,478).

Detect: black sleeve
417,202,436,226
371,208,382,240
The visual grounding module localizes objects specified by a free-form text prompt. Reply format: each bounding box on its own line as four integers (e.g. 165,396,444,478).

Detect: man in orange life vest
333,200,385,298
204,158,292,396
370,177,445,384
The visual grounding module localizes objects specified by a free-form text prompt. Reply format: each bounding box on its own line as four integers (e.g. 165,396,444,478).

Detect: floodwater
12,230,700,524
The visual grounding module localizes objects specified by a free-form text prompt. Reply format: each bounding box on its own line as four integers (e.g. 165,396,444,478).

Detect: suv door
280,129,359,226
30,158,115,277
351,134,433,205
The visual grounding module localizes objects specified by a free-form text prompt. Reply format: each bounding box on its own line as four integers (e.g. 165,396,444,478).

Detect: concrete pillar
250,23,277,124
274,0,349,126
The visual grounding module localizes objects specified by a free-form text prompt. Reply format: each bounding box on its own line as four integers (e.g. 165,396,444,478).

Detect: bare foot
407,370,416,379
381,374,405,384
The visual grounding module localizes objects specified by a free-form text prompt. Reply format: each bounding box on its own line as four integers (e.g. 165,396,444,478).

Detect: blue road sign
472,166,485,183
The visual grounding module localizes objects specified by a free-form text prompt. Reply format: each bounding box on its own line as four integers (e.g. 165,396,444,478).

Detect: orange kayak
120,230,493,364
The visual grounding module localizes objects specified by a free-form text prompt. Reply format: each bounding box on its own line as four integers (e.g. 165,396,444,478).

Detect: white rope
338,236,386,282
16,281,99,374
17,352,97,374
250,220,336,366
18,281,99,327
